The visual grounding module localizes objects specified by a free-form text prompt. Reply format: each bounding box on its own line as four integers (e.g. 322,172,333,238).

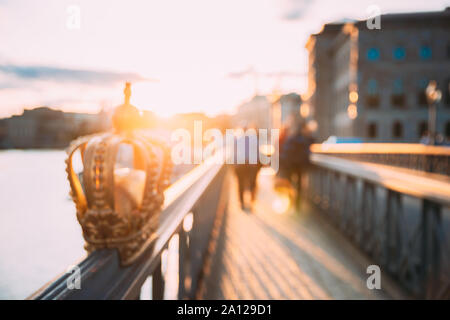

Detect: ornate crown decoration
66,82,172,265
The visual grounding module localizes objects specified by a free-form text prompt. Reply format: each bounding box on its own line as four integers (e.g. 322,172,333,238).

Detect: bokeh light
347,104,358,120
349,91,358,103
300,103,311,118
272,193,291,214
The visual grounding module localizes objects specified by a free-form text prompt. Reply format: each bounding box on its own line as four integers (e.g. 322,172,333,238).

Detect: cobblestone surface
198,169,391,300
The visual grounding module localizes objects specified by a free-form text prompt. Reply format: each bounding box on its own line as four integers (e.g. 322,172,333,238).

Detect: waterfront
0,150,85,299
0,149,186,299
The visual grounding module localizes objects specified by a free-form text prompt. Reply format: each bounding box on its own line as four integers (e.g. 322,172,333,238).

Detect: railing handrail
311,153,450,206
31,151,226,300
311,143,450,156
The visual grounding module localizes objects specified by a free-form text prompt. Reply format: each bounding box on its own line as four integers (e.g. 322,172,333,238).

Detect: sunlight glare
272,193,291,214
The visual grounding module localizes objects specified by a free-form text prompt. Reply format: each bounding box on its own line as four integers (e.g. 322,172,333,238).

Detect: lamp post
425,80,442,145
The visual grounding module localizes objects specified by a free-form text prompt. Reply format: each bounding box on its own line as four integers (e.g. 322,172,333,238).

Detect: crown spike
124,82,131,105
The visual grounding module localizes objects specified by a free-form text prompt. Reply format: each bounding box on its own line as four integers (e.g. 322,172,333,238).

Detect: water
0,150,86,299
0,150,187,300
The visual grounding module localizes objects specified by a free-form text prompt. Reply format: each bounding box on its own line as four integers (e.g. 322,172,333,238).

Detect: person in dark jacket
279,122,313,210
234,128,261,212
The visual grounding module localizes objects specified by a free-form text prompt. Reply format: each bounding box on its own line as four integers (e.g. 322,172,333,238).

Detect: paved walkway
198,169,392,300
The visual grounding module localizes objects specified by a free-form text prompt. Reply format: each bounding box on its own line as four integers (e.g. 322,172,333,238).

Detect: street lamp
425,80,442,145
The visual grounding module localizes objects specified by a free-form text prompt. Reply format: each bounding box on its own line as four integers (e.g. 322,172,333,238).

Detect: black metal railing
307,153,450,299
30,155,228,300
311,143,450,175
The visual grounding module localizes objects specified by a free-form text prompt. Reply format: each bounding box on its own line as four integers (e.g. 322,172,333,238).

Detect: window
419,45,432,60
391,79,405,108
417,78,428,107
366,95,380,108
392,121,403,139
393,47,406,60
393,79,403,94
445,78,450,106
367,48,380,61
418,121,428,138
418,92,428,106
366,79,380,108
446,122,450,139
391,95,405,107
368,79,378,95
367,123,377,138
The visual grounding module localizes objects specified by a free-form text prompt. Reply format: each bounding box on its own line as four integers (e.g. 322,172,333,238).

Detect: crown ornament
66,82,172,266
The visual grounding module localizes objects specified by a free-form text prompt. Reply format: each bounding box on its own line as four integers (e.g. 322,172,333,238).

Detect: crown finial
124,82,131,105
112,82,140,132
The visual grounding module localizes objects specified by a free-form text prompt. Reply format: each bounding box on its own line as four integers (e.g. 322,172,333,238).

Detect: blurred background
0,0,449,299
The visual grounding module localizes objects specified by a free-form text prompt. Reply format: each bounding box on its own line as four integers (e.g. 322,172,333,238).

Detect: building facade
234,95,272,130
305,8,450,142
0,107,111,149
271,92,303,131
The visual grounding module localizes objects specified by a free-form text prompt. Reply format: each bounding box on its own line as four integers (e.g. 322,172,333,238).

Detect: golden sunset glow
2,0,442,118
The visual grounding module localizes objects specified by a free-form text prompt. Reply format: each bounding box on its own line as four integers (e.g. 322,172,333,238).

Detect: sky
0,0,449,118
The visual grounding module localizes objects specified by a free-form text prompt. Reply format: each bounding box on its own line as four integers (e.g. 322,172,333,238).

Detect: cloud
227,67,255,79
0,64,155,87
280,0,313,20
227,68,305,79
0,63,159,116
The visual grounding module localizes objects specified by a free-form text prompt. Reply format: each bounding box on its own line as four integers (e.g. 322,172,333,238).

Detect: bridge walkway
197,168,395,300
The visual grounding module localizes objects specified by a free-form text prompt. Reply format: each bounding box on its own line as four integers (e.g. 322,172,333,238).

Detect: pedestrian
234,127,261,212
278,121,313,211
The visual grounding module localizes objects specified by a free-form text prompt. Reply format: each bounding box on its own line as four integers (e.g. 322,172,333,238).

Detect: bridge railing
307,152,450,299
311,143,450,175
30,154,227,300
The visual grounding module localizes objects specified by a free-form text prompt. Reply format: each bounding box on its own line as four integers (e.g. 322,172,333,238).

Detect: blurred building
305,8,450,142
271,93,302,129
0,107,111,149
234,95,271,129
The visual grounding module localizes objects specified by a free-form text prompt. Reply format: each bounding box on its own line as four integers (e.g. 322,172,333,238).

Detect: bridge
30,144,450,300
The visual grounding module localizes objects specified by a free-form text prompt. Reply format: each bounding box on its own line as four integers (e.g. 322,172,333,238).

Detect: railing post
332,171,342,225
420,199,430,298
323,169,331,211
385,190,403,272
430,203,442,298
358,181,368,246
361,182,376,253
318,168,324,208
152,258,165,300
422,200,443,298
342,176,356,235
178,229,188,299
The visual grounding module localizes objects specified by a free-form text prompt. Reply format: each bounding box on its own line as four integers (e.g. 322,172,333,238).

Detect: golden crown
66,83,172,265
